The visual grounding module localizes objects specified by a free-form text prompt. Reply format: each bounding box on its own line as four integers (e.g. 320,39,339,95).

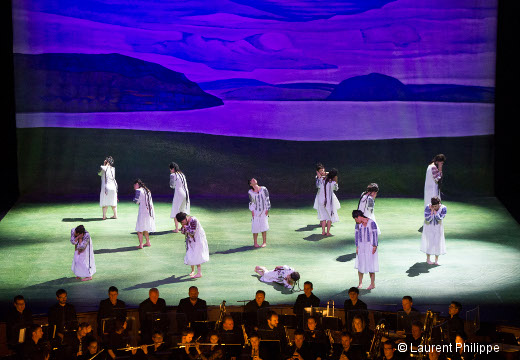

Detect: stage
1,197,518,324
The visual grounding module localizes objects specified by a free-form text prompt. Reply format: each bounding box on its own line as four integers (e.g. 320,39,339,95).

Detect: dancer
70,225,96,281
98,156,118,220
254,265,300,289
323,169,340,236
421,196,447,265
133,179,156,249
248,178,271,248
169,162,190,233
352,210,378,290
176,212,209,278
424,154,446,207
358,183,381,235
314,163,327,232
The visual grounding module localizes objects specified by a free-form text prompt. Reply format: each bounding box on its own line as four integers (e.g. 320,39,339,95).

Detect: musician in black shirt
6,295,33,354
97,286,127,339
139,288,168,344
48,289,77,340
293,282,320,330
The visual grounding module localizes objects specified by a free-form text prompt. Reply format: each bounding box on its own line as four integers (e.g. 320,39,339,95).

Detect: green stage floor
0,197,519,320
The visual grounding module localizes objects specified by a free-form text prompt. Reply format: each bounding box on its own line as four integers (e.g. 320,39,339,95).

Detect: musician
330,331,364,360
79,339,108,360
449,334,472,360
304,316,328,360
188,331,224,360
447,302,465,342
244,291,270,330
6,295,33,354
397,296,420,334
57,322,91,359
142,331,170,360
48,289,77,340
240,332,269,360
428,344,447,360
107,319,139,359
97,286,127,339
258,311,286,359
351,314,374,354
293,282,320,330
177,329,199,360
22,324,47,360
344,287,368,330
403,321,423,354
139,288,168,344
177,286,208,328
218,316,243,360
283,330,313,360
381,340,402,360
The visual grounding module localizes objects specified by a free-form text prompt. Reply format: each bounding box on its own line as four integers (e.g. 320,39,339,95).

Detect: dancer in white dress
421,196,447,265
358,183,381,235
352,210,378,290
70,225,96,281
248,178,271,248
133,179,156,249
254,265,300,289
176,212,209,278
319,169,340,236
313,163,328,233
169,162,190,233
424,154,446,207
98,156,118,220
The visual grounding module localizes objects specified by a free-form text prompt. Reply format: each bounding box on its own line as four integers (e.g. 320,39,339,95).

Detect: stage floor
0,197,519,323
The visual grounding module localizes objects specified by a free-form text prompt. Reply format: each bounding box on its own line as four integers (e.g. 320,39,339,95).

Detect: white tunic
424,163,442,207
259,265,295,289
70,229,96,277
134,188,156,232
99,165,117,207
248,187,271,234
317,181,340,223
421,204,447,255
313,177,329,221
170,172,190,218
354,219,379,273
182,217,209,265
358,193,381,235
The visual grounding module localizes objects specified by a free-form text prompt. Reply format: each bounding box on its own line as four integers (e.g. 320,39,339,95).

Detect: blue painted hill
14,53,223,112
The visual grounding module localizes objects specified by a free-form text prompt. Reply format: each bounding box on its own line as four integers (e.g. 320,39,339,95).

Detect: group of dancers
71,154,448,291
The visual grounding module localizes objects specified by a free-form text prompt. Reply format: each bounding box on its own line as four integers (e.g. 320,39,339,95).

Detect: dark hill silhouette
14,53,223,112
327,73,411,101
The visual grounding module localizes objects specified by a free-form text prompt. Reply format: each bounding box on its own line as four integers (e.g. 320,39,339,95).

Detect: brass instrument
215,300,227,330
284,326,293,347
325,329,335,356
326,300,335,317
367,322,386,359
411,310,437,359
242,324,251,348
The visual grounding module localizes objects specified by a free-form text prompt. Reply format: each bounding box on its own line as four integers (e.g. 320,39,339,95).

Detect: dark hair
411,321,423,329
249,332,260,340
134,179,153,217
248,177,258,190
182,329,195,337
56,289,67,297
294,329,305,337
149,287,159,294
87,339,98,347
176,212,188,223
402,295,413,302
152,331,164,337
384,340,396,349
431,196,441,205
451,301,462,312
341,331,353,340
352,210,366,219
325,168,338,183
256,290,266,296
266,311,278,321
14,295,25,302
108,286,118,293
290,272,300,281
75,225,86,234
189,286,198,291
348,287,359,295
169,162,180,172
366,183,379,193
432,154,446,163
316,163,324,171
303,281,313,288
78,322,90,330
29,324,42,335
207,330,219,341
105,156,114,166
307,316,318,323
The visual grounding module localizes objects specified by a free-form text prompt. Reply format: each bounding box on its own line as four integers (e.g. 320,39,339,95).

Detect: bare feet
144,243,151,247
81,277,92,281
110,216,117,219
192,273,202,278
172,229,179,233
76,276,81,280
366,284,375,290
434,261,439,265
102,217,107,220
261,243,266,248
427,260,434,265
137,245,143,249
254,243,260,248
358,284,363,289
322,231,326,236
189,271,195,277
326,232,332,236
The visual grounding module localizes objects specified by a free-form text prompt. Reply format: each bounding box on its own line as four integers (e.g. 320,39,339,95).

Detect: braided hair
323,168,338,209
134,179,153,218
357,183,379,210
170,162,190,206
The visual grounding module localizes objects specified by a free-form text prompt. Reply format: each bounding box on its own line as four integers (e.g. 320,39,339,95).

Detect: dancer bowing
248,178,271,248
169,162,190,233
176,212,209,278
352,210,378,290
133,179,156,249
70,225,96,281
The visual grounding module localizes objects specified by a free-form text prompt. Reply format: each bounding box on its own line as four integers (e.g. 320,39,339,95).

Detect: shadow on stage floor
123,275,194,291
335,253,356,262
251,275,294,295
406,262,439,277
94,246,139,254
211,245,258,255
62,217,105,222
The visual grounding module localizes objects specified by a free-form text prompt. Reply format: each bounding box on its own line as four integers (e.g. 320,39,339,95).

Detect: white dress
70,229,96,277
358,193,381,235
313,177,329,221
354,219,379,273
424,163,442,207
182,217,209,265
260,265,295,288
248,187,271,234
133,188,156,232
99,165,117,207
421,204,447,255
321,181,340,223
170,172,190,218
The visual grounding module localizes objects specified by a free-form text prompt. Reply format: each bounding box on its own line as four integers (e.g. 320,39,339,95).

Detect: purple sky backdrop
12,0,497,86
